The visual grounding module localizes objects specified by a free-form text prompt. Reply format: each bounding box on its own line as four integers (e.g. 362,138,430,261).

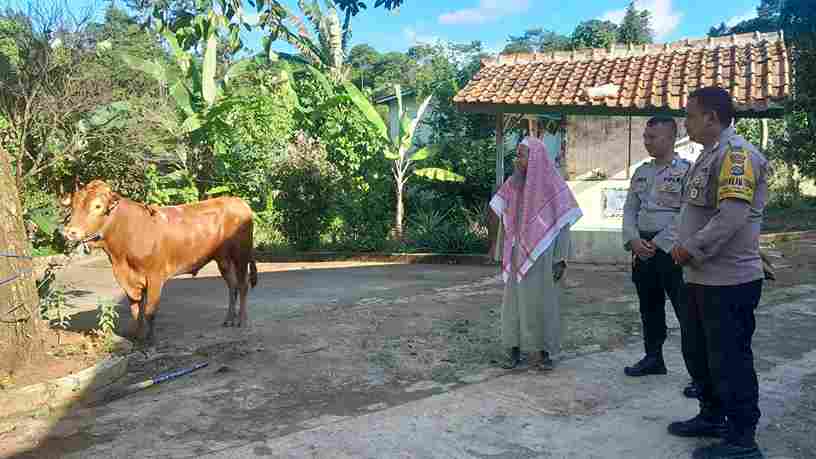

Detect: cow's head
60,179,120,243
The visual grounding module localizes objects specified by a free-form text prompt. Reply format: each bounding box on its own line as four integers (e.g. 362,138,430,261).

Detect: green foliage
144,164,199,206
401,205,487,253
617,1,653,45
204,85,297,208
38,266,72,332
96,299,120,340
20,186,67,255
779,0,816,182
572,20,619,49
271,131,339,250
503,28,571,53
735,118,800,207
291,67,394,250
709,0,782,37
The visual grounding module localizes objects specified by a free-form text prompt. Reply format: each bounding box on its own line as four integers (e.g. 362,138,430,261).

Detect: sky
48,0,769,55
336,0,765,53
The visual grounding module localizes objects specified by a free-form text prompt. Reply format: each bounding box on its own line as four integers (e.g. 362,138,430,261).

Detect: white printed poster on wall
601,187,628,218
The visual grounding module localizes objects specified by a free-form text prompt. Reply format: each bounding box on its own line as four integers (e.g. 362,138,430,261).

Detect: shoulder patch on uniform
718,147,755,203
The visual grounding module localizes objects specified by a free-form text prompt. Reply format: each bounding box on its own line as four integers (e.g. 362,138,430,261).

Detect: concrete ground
3,237,816,459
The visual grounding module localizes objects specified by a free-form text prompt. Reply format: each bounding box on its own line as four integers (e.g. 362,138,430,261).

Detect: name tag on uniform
660,176,682,193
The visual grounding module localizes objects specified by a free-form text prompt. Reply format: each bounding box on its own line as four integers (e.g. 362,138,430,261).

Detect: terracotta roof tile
454,31,791,114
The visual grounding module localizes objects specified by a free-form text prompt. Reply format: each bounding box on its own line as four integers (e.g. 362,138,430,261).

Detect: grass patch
428,309,504,384
367,336,400,370
31,246,60,257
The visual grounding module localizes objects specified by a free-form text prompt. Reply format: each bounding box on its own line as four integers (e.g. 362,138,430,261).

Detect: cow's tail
249,254,258,289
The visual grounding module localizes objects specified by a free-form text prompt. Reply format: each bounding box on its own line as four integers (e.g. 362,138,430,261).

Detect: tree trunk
0,148,43,375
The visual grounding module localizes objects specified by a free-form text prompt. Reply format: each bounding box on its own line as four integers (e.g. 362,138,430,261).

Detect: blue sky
335,0,765,53
56,0,767,54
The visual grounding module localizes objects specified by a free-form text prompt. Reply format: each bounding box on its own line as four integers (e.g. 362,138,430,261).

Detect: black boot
668,403,727,438
624,353,667,377
501,346,522,369
683,379,704,398
533,350,554,371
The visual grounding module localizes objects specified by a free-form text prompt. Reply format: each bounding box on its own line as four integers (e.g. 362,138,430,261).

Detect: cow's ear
60,194,72,208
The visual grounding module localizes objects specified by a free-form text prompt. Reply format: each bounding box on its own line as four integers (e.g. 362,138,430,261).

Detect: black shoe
533,350,554,371
692,440,763,459
624,354,667,377
667,413,727,438
684,380,703,398
501,346,522,369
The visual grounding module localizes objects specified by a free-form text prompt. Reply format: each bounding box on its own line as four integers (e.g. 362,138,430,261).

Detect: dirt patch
0,327,111,391
10,246,816,458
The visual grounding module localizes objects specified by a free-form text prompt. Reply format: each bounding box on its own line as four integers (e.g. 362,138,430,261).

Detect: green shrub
292,70,394,251
271,132,339,251
21,186,67,256
401,202,488,254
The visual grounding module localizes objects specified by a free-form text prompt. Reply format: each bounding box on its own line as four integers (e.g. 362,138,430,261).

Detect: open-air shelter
453,31,792,263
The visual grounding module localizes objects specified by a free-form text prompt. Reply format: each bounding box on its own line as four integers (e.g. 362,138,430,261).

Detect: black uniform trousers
631,231,687,357
685,280,763,443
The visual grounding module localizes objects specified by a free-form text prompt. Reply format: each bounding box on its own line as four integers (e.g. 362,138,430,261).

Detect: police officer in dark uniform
622,118,698,400
669,87,768,459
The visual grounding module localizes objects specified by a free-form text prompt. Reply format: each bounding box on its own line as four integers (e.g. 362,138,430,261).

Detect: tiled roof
454,31,791,115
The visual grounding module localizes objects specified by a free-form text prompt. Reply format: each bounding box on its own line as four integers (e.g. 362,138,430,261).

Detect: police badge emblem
730,152,746,164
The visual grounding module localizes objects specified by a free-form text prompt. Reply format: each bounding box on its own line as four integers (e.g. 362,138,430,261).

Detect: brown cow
61,180,258,343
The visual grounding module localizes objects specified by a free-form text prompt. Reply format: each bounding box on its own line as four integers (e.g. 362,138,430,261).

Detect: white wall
567,136,702,231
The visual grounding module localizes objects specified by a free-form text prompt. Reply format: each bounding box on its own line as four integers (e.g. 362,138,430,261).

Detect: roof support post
761,118,769,150
496,113,505,191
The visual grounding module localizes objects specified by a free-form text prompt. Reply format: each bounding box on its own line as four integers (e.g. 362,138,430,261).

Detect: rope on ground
0,252,33,259
0,251,34,287
0,267,33,288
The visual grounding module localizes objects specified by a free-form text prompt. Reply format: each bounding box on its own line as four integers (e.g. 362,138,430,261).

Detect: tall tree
0,146,42,376
572,19,619,49
0,3,116,195
776,0,816,179
503,28,571,53
344,82,464,239
617,1,653,45
709,0,783,37
347,43,380,89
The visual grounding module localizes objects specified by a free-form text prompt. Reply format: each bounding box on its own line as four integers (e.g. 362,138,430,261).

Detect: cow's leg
237,282,249,328
142,278,166,345
128,294,145,342
233,251,251,328
223,287,238,327
110,264,145,342
216,258,240,327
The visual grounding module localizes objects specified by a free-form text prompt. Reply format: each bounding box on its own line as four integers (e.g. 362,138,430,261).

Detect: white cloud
438,0,531,26
726,10,756,27
601,0,683,41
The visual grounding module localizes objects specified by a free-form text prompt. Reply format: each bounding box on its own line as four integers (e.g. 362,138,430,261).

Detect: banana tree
343,81,464,239
255,0,348,83
116,2,279,195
